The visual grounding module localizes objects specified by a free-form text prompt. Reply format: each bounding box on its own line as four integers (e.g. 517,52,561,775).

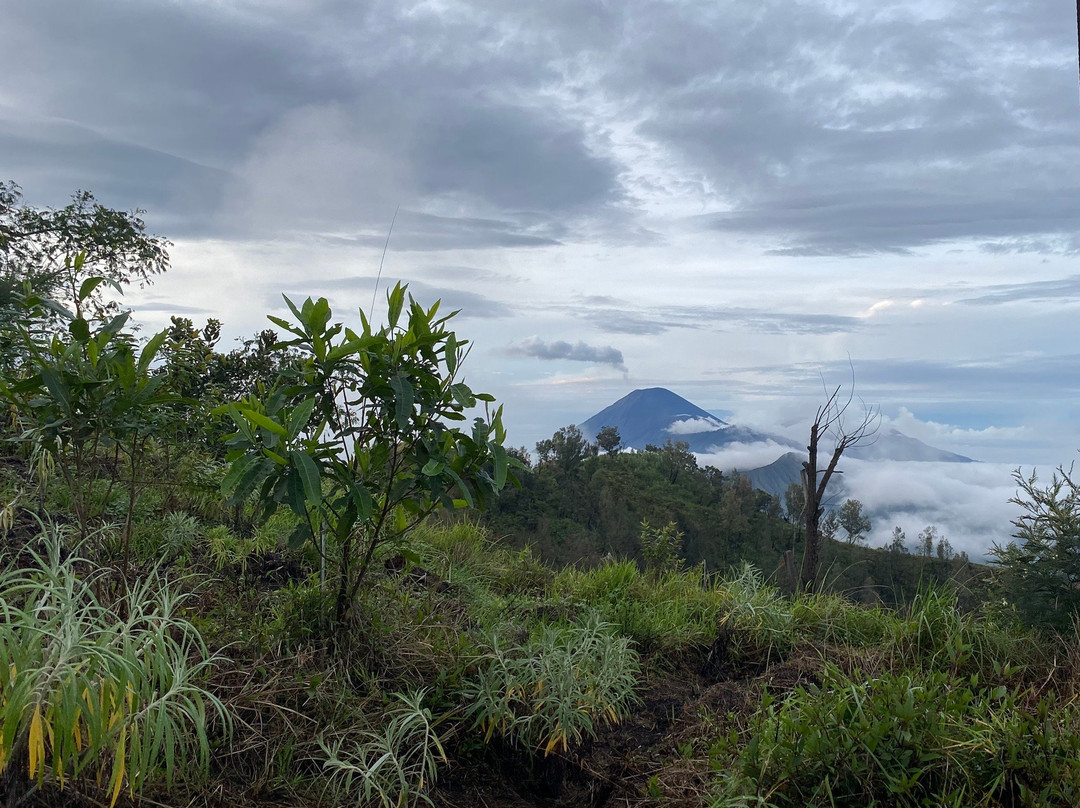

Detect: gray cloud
276,275,513,320
583,303,861,336
511,337,627,370
957,275,1080,305
131,301,213,316
5,0,1079,255
735,355,1080,402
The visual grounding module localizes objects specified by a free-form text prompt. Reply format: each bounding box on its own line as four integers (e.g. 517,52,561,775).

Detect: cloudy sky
3,0,1079,551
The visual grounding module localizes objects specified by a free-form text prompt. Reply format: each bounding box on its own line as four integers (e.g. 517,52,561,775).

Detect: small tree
820,510,840,541
596,425,622,455
0,272,172,549
1,182,169,322
936,536,954,561
838,498,871,544
220,285,515,629
783,481,804,524
991,466,1080,631
535,425,595,475
658,439,696,484
639,519,683,573
887,526,909,553
917,525,938,558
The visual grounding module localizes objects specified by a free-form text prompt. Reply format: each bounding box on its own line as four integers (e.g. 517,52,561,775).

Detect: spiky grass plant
713,663,1080,808
553,560,730,653
318,688,448,808
0,530,227,805
464,611,640,756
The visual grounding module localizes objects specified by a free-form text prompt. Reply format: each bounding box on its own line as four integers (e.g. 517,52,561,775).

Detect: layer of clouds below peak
695,443,1022,558
696,441,797,473
841,460,1021,560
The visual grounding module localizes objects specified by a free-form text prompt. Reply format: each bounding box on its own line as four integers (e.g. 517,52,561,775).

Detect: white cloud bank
696,441,794,473
838,459,1022,560
666,416,726,435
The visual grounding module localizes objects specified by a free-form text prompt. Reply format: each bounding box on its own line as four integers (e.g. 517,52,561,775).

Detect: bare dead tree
799,381,879,592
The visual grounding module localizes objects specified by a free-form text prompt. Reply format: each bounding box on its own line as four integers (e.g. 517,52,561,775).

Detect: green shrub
554,560,728,653
640,519,684,572
464,612,640,755
714,664,1080,808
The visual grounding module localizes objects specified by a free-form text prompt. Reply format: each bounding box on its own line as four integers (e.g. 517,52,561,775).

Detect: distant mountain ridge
579,388,975,497
579,387,798,453
847,428,974,463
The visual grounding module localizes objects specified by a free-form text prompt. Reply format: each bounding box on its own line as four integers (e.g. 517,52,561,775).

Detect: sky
3,0,1079,554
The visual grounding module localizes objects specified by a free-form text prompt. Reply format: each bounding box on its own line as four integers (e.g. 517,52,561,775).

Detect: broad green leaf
262,447,288,465
451,383,475,409
286,469,307,516
287,398,316,439
390,375,414,431
232,457,271,502
443,466,474,508
421,459,443,476
291,450,322,506
220,453,257,495
242,409,287,437
288,522,313,550
40,368,72,412
68,317,91,342
445,333,458,376
387,284,406,329
136,329,169,376
101,311,131,338
350,484,373,521
77,276,106,304
492,444,508,489
41,297,75,321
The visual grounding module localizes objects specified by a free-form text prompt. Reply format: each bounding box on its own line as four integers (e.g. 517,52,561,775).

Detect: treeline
481,426,985,609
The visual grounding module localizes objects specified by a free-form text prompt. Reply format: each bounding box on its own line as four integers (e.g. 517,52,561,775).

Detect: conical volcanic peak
580,388,790,452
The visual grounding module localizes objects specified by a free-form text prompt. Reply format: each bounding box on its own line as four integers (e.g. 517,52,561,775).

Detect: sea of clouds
696,446,1026,560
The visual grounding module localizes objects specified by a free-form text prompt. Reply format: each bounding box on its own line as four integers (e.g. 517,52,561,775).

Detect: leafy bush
464,612,640,755
640,519,684,572
715,664,1080,808
0,533,227,805
130,510,201,564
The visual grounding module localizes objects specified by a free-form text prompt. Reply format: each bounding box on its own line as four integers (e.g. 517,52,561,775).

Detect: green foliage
0,531,226,805
129,510,201,564
219,284,515,626
639,518,684,572
0,182,169,325
596,425,621,455
0,275,173,546
991,466,1080,632
554,561,728,653
318,689,448,808
716,664,1080,808
463,612,640,756
534,423,595,474
838,498,871,544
